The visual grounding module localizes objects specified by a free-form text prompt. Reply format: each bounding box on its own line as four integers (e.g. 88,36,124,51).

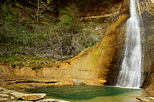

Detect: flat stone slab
0,87,69,102
10,91,46,101
136,97,154,102
17,93,47,101
0,93,9,97
10,91,26,98
0,97,9,101
0,87,12,94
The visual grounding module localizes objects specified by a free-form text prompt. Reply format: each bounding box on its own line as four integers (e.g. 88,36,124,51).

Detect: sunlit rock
17,93,47,101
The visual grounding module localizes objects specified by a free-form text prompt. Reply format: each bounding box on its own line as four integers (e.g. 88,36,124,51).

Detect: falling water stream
116,0,142,88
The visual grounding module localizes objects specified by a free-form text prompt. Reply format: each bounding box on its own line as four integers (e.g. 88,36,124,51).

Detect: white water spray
116,0,142,88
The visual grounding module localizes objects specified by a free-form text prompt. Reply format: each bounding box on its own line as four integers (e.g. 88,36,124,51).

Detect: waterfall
116,0,142,88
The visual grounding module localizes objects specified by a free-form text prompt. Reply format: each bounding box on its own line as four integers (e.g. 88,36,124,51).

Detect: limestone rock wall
140,0,154,97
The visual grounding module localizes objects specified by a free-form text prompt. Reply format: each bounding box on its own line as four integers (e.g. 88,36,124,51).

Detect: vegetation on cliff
0,0,120,69
0,54,58,70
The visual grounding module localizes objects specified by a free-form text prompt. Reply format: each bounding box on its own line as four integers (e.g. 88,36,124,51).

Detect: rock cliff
139,0,154,97
0,0,153,97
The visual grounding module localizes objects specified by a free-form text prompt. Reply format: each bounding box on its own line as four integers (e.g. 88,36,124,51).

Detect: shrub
57,4,83,33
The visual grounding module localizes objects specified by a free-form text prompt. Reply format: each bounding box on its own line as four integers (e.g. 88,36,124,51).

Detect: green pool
26,85,144,102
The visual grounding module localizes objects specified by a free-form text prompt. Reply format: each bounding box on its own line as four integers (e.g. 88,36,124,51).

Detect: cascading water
116,0,142,88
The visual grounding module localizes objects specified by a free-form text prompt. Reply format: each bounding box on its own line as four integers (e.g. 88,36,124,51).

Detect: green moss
0,54,58,70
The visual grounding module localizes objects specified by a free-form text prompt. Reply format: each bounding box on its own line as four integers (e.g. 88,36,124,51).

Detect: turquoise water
26,86,144,102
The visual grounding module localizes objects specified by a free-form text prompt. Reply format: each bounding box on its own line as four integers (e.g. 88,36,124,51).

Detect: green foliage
0,54,58,70
0,3,15,24
0,1,107,61
0,2,20,44
0,2,52,51
47,0,50,4
57,4,83,33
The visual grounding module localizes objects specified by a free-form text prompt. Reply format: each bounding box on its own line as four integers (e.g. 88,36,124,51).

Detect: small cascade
116,0,142,88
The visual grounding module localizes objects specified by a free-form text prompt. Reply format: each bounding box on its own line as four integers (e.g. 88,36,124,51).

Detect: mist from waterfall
116,0,142,88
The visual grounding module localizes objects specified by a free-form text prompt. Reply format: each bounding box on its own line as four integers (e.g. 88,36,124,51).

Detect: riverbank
1,86,154,102
0,87,69,102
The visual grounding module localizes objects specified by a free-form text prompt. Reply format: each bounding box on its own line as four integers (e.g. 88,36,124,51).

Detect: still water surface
26,86,144,102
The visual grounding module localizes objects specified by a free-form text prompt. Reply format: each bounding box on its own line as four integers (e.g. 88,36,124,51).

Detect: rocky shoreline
0,76,154,102
0,87,69,102
1,86,154,102
0,64,154,102
0,76,105,102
